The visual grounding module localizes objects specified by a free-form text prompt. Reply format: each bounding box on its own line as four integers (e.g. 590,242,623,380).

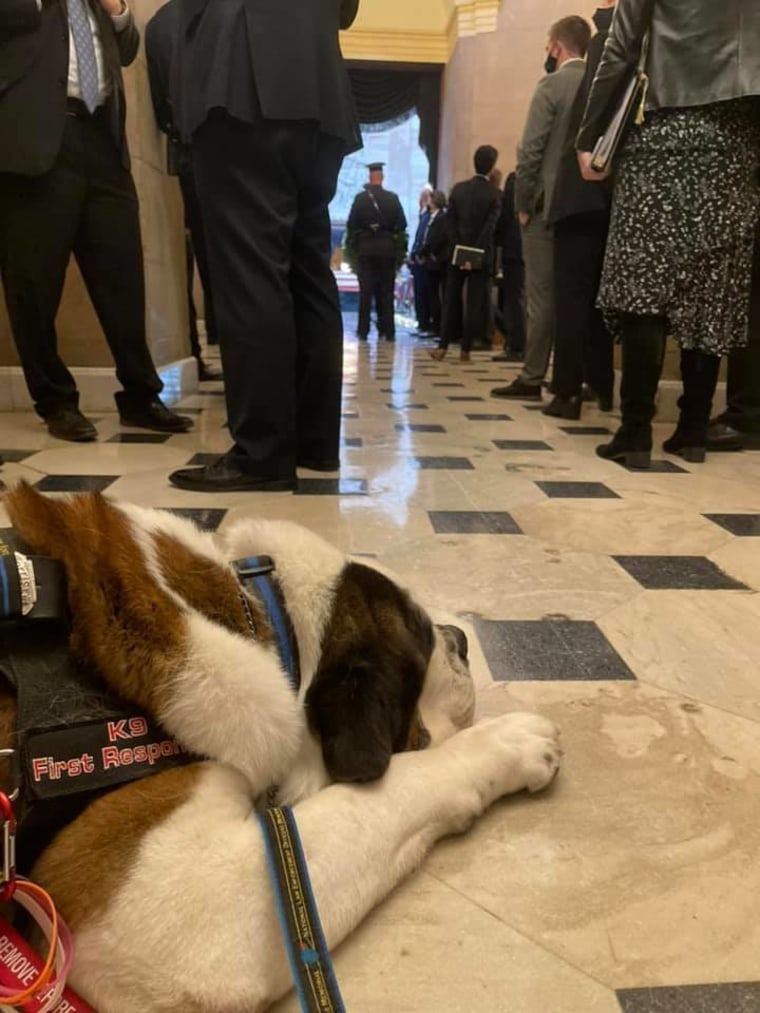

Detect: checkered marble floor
2,325,760,1013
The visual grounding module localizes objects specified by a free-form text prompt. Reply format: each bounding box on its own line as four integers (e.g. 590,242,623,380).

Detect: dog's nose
438,624,468,662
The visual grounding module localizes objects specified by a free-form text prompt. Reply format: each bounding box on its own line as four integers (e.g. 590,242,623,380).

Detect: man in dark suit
345,163,408,343
492,171,527,362
409,188,432,335
431,144,501,363
542,2,616,420
169,0,361,492
0,0,192,441
145,0,221,382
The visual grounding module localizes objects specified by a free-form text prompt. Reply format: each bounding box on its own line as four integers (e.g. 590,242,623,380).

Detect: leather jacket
577,0,760,151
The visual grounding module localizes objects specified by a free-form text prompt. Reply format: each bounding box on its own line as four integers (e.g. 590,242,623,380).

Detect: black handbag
590,30,651,174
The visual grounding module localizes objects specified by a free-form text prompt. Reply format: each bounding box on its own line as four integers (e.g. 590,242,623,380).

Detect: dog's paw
457,712,561,802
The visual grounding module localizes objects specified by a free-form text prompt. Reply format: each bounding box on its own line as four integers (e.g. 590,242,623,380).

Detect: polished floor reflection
2,326,760,1012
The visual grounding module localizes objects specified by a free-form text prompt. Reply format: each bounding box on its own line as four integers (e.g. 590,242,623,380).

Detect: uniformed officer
345,163,408,341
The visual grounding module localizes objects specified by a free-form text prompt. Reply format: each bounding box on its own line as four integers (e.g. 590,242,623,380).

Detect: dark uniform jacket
0,0,139,176
494,172,523,262
177,0,361,151
347,184,408,258
446,175,502,266
578,0,760,152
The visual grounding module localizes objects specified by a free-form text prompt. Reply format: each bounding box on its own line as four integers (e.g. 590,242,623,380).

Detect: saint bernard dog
0,483,560,1013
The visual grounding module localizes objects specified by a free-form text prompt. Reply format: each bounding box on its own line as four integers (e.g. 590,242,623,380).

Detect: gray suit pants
519,217,555,386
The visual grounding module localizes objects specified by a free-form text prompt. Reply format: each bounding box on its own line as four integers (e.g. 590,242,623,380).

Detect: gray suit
515,59,586,386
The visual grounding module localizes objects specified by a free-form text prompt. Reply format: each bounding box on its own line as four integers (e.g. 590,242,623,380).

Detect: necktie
68,0,99,113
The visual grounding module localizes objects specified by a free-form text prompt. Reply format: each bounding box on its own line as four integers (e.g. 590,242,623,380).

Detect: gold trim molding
453,0,501,37
339,28,450,63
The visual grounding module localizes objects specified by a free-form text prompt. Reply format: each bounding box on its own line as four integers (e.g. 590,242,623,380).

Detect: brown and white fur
1,485,561,1013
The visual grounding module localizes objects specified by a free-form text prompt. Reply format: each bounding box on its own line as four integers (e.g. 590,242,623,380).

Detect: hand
577,151,609,182
518,212,531,227
460,262,473,272
99,0,126,15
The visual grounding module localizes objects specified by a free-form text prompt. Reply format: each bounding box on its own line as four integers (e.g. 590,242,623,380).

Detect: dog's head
304,562,473,782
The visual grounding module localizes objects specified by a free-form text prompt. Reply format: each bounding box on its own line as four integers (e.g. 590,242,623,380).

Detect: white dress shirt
36,0,131,106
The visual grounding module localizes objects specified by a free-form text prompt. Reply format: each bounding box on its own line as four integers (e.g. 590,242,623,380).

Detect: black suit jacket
145,0,177,135
178,0,360,151
420,210,449,270
494,172,522,262
0,0,139,176
446,176,502,267
547,14,613,224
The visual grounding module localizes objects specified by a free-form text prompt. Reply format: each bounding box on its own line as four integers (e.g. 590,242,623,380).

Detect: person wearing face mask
491,16,591,403
542,1,617,419
577,0,760,467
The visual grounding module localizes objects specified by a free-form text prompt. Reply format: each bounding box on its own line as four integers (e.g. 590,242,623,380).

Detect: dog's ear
306,641,427,783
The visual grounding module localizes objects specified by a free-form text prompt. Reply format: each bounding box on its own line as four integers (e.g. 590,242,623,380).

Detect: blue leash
257,807,346,1013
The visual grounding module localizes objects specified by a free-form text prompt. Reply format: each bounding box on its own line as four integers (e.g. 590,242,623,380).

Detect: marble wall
0,0,189,373
439,0,596,189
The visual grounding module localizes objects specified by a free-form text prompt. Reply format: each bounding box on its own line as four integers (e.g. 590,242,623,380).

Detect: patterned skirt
599,98,760,356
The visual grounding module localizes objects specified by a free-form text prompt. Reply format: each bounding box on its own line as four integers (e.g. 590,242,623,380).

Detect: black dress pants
0,109,162,418
179,163,219,348
426,266,445,334
440,267,490,353
499,258,526,354
193,113,345,478
357,255,396,340
553,212,613,401
410,260,431,331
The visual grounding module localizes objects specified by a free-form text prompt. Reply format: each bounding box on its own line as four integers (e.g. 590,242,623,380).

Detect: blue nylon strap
233,556,300,693
257,806,346,1013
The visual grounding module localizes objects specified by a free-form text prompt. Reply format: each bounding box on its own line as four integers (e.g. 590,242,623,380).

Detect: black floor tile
474,619,636,682
461,369,490,373
35,475,119,493
395,424,447,433
341,412,359,419
0,449,36,462
381,388,414,394
477,377,516,382
386,403,429,410
493,439,553,451
616,982,760,1013
704,513,760,536
414,456,474,470
433,382,465,388
613,555,749,590
160,507,227,532
106,433,172,444
537,481,620,499
428,511,522,534
559,426,613,435
296,478,368,496
616,459,689,473
465,413,514,421
448,396,485,402
342,437,363,448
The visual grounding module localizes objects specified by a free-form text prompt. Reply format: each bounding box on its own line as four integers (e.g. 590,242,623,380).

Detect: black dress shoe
542,394,582,420
663,421,707,463
297,458,340,472
169,455,297,492
120,398,194,434
45,408,98,442
490,379,542,401
197,359,223,382
705,422,744,452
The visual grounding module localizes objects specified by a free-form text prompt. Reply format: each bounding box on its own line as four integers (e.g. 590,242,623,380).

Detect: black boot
663,349,721,463
596,313,667,469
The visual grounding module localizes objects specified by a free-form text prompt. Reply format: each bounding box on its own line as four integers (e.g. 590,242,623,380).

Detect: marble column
0,0,195,411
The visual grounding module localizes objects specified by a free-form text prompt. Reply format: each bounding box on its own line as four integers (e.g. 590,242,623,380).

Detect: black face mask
544,53,558,74
593,7,615,31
